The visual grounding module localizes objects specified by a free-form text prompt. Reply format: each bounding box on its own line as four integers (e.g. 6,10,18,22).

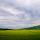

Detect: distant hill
24,25,40,30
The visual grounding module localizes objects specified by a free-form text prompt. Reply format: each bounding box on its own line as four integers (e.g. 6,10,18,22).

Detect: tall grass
0,30,40,40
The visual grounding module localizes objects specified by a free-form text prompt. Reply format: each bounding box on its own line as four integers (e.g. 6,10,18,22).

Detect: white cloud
0,0,32,29
0,0,40,29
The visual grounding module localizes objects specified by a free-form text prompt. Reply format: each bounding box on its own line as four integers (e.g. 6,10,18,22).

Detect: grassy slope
0,30,40,40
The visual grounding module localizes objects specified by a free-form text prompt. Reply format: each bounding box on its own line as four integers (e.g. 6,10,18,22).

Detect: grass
0,30,40,40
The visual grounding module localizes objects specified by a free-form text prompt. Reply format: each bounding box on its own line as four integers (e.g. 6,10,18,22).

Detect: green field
0,30,40,40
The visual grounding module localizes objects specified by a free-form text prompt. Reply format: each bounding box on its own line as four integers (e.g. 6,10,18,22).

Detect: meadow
0,30,40,40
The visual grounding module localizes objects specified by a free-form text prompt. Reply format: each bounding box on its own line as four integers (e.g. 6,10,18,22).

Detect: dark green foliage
24,25,40,30
0,28,12,30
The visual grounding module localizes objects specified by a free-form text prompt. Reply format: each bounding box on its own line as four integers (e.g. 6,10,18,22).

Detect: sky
0,0,40,29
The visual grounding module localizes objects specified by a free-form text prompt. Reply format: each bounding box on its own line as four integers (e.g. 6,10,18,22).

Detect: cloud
0,0,40,29
32,0,40,26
